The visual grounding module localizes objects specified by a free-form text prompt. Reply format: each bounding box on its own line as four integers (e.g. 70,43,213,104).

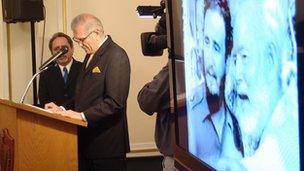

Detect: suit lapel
78,54,91,80
83,53,99,75
53,65,66,87
83,36,112,76
65,60,76,87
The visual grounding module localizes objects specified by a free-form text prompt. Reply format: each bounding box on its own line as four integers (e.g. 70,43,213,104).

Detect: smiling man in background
38,32,82,108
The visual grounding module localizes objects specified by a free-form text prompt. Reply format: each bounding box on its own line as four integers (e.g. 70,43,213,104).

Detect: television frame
166,0,304,170
167,0,212,170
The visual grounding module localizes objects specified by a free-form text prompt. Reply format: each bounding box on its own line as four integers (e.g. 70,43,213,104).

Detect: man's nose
234,54,244,86
204,46,214,66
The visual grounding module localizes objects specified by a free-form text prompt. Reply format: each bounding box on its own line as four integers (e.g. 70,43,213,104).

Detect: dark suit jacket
38,59,82,108
73,36,130,159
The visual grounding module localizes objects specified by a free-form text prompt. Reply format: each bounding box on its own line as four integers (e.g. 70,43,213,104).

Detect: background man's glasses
53,45,69,54
53,45,69,52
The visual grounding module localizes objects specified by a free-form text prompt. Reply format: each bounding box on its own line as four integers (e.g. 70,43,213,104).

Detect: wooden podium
0,99,87,171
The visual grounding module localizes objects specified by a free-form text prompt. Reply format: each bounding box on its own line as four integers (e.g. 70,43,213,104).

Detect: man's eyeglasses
53,45,69,53
73,31,94,44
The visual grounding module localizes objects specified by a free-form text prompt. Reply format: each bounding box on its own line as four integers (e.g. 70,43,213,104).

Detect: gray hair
71,13,104,33
232,0,297,91
233,1,286,66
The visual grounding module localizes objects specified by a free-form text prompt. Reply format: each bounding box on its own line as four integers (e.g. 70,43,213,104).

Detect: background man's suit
71,36,130,168
38,60,82,108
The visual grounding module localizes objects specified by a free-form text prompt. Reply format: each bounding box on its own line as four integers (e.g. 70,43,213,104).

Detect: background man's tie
63,67,68,84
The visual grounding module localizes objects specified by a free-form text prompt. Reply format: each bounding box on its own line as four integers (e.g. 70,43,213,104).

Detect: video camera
137,0,168,56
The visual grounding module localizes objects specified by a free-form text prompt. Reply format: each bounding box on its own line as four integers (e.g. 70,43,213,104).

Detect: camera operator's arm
137,64,170,115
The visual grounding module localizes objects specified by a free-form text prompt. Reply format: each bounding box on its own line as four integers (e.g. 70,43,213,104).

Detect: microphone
20,46,68,103
39,46,69,70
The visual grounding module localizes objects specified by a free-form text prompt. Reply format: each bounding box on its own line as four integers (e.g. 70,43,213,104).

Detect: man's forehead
74,24,86,33
54,36,68,42
205,9,224,24
52,38,69,47
233,24,257,49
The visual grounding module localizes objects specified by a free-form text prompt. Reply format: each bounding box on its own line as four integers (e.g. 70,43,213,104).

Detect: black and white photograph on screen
183,0,300,170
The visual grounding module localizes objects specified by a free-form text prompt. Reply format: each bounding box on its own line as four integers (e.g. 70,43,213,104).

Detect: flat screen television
166,0,303,170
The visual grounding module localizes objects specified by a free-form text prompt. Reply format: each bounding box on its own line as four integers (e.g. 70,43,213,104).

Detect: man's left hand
58,110,83,120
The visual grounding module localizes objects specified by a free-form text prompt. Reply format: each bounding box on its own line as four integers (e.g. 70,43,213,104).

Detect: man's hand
58,110,83,120
44,102,63,113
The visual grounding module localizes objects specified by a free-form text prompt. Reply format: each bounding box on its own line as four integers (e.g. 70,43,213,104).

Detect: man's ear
96,29,104,35
71,46,74,54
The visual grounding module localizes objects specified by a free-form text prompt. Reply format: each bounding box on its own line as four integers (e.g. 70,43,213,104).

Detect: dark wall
297,0,304,22
296,0,304,48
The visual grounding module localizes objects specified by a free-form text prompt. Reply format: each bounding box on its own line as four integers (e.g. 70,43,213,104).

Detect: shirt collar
88,35,108,59
97,35,108,50
59,58,73,74
86,36,108,67
203,104,226,144
210,106,226,144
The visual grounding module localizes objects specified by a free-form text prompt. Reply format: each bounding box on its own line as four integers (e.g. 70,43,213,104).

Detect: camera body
139,1,168,56
141,13,167,56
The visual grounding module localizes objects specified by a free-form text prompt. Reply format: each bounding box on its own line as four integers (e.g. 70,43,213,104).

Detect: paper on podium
23,103,54,114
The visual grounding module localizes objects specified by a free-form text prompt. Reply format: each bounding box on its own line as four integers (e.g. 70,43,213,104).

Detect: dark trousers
79,156,126,171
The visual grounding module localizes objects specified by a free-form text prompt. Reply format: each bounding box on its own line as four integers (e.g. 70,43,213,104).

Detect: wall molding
0,2,10,100
6,24,12,100
127,142,161,158
62,0,67,33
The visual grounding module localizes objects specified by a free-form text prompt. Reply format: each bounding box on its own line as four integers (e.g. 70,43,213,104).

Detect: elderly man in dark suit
45,13,131,171
38,32,82,108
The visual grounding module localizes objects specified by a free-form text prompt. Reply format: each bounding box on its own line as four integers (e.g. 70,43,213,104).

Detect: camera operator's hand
149,34,167,50
140,32,167,56
160,0,165,7
140,5,167,56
